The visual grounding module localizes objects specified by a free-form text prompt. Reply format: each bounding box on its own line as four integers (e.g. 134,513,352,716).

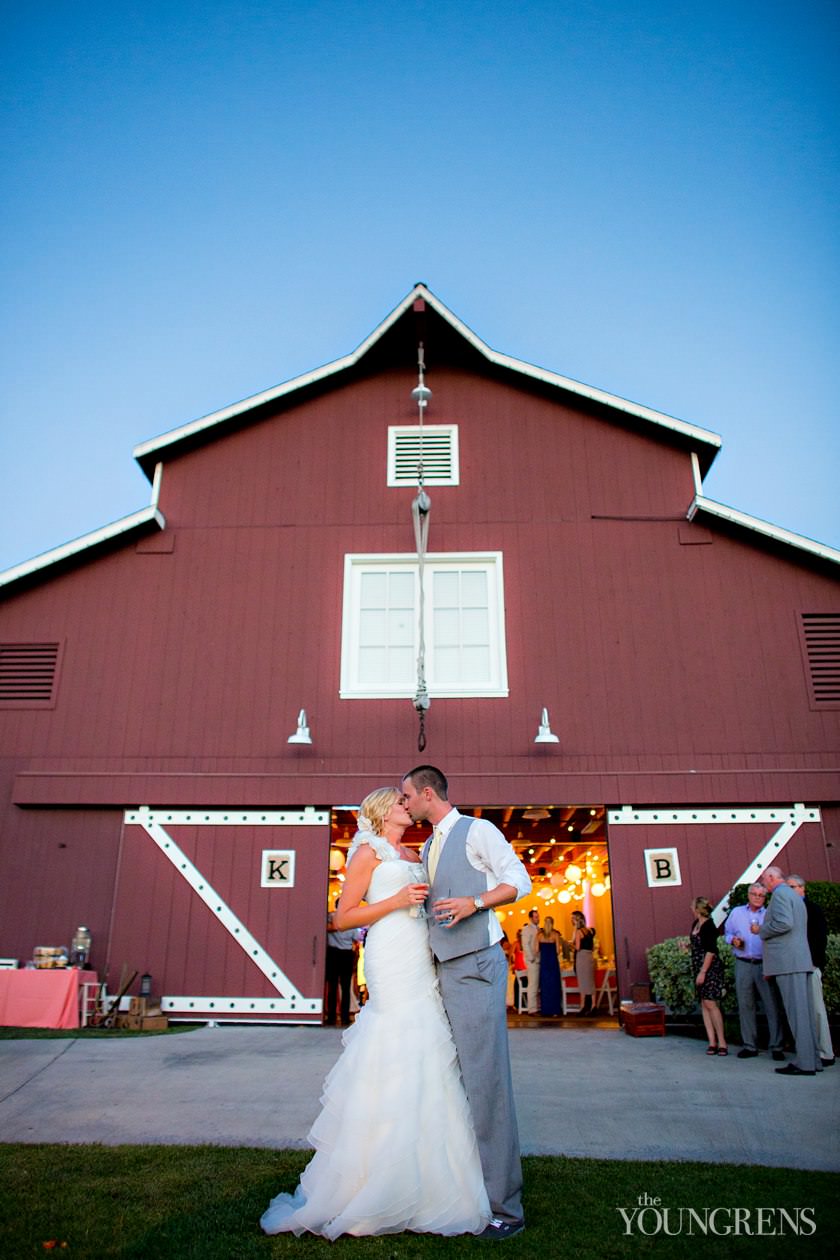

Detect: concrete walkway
0,1024,837,1170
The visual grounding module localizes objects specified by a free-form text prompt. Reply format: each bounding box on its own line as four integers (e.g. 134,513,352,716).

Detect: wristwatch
473,895,486,912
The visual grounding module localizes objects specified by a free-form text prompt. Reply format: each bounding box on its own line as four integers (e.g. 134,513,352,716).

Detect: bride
260,787,491,1239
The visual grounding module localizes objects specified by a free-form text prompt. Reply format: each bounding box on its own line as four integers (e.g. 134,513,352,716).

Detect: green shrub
645,936,736,1015
645,936,694,1013
821,933,840,1015
719,883,750,915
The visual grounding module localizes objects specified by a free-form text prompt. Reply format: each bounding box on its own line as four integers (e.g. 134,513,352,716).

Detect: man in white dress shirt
401,765,531,1241
521,908,541,1014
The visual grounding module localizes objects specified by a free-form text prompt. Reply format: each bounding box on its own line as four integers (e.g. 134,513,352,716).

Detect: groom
400,765,531,1240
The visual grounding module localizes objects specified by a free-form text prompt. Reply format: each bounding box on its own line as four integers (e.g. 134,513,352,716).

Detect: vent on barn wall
0,642,62,707
800,613,840,708
388,426,459,486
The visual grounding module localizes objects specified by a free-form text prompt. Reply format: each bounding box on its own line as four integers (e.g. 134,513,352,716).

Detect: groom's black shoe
775,1064,815,1076
478,1218,525,1240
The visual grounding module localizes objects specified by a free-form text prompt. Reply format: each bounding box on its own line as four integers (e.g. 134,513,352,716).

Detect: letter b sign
643,847,682,888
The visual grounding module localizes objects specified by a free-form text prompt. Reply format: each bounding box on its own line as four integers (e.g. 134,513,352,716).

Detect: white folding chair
595,967,617,1015
561,971,583,1014
79,981,107,1027
514,971,529,1014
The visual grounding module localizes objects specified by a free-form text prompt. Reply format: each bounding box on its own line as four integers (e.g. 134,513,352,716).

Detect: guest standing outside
759,867,821,1076
724,883,784,1061
690,896,728,1056
787,875,834,1068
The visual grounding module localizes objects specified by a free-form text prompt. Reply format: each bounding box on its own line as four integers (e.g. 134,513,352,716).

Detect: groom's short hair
404,765,448,800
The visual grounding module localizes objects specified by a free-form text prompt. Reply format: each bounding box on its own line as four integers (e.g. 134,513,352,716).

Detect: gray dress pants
775,972,820,1072
437,943,523,1224
734,958,782,1050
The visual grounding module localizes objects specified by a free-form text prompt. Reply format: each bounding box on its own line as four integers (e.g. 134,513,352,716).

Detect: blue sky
1,0,838,573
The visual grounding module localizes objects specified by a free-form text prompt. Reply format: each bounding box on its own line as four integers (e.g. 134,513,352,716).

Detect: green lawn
0,1146,836,1259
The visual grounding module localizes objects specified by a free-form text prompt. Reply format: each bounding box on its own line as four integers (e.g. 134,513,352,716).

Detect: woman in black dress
690,896,728,1056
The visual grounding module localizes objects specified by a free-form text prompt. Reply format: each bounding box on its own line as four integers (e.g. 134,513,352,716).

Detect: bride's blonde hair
358,787,400,835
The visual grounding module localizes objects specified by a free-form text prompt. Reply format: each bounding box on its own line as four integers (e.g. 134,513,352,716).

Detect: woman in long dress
260,787,491,1239
537,915,563,1016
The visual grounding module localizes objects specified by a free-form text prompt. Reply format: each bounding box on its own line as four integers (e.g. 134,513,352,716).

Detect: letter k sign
261,849,296,888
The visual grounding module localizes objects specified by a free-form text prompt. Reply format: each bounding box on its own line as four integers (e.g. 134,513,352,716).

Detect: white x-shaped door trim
124,807,328,1016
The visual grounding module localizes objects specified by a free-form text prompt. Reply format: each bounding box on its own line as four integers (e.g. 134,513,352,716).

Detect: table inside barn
0,969,98,1029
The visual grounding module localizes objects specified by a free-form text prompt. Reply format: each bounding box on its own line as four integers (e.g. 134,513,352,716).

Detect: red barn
1,285,838,1021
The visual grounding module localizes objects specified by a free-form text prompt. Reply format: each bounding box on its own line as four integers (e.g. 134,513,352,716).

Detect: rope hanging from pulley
411,342,432,751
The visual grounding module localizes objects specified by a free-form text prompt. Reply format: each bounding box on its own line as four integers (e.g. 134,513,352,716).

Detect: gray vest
426,815,490,961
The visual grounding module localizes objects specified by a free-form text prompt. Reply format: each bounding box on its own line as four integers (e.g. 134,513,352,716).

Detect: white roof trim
688,495,840,566
133,285,722,467
0,506,165,590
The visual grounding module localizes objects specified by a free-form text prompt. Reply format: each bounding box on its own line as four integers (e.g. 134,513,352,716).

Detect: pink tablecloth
0,969,98,1028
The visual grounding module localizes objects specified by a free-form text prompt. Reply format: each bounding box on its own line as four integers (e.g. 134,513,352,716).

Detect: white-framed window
340,552,508,698
387,425,459,486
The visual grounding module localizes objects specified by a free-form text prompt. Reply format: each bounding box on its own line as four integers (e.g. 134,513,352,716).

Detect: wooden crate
139,1015,168,1031
621,1002,666,1037
115,1014,144,1030
114,1012,168,1031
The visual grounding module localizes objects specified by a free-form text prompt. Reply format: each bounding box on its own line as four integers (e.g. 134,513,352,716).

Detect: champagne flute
409,869,429,920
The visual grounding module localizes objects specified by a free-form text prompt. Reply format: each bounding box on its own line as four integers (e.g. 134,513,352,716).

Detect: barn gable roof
132,283,723,479
2,286,839,593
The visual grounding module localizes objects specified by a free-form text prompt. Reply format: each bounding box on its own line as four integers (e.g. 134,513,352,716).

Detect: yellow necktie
427,827,443,881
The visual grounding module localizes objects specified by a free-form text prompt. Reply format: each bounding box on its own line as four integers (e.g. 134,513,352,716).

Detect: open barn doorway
325,803,617,1023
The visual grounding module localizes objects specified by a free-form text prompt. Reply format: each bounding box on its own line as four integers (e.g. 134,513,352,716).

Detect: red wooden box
621,1002,666,1037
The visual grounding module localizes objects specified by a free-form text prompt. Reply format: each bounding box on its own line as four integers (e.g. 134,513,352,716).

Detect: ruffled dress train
260,838,490,1239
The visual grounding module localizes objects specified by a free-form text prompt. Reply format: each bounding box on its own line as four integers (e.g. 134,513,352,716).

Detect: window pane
433,607,460,646
388,608,415,646
460,570,488,606
360,572,387,608
358,646,387,684
461,608,489,645
359,609,386,646
389,571,415,607
460,645,491,683
433,571,460,607
387,646,414,685
434,646,461,684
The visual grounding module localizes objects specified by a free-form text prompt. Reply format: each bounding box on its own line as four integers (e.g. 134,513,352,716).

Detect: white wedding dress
260,832,490,1238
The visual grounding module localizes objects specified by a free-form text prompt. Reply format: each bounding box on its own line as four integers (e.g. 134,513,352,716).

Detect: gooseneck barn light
534,707,560,744
287,708,312,745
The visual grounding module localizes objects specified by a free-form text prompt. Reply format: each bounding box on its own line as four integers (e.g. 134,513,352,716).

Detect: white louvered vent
387,425,459,486
0,642,62,706
801,613,840,707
